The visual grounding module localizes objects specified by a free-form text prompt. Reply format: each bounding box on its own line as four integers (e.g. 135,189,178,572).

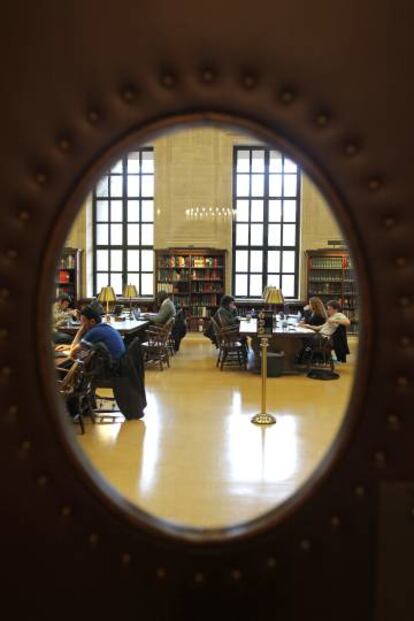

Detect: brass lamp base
251,412,277,425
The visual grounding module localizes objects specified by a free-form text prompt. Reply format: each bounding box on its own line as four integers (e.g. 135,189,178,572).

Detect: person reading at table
297,300,350,363
144,290,176,325
300,296,327,327
57,305,126,361
52,293,79,344
214,295,239,328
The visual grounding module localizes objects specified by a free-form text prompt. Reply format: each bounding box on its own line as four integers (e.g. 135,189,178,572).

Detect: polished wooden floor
76,333,357,529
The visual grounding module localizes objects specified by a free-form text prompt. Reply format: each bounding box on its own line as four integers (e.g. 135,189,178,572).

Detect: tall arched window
92,148,154,296
232,147,300,299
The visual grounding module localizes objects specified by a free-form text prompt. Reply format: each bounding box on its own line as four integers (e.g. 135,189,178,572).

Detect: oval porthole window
46,117,362,538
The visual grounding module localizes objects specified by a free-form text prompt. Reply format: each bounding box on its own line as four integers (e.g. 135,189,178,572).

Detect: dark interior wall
1,2,414,619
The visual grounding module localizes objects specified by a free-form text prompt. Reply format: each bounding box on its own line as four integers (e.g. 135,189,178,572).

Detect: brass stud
18,209,30,221
35,172,47,185
399,296,411,308
194,572,205,584
156,567,166,579
37,474,49,486
387,414,401,430
400,336,411,347
383,215,396,229
1,366,11,378
315,112,329,127
88,533,99,546
300,539,311,551
0,289,10,299
61,505,72,517
397,376,408,388
21,439,31,451
58,137,71,152
231,569,242,581
410,507,414,519
6,249,17,260
87,110,100,123
368,178,382,191
280,89,295,104
8,405,17,416
0,328,8,340
374,451,386,467
267,557,277,569
121,553,131,566
344,143,359,157
355,485,365,497
161,74,175,88
395,257,407,268
201,68,215,83
121,87,136,102
243,74,257,89
330,515,341,529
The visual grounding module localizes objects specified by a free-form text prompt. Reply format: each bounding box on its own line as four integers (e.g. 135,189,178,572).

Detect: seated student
300,296,327,327
214,295,239,328
299,300,350,363
66,305,126,361
52,293,79,344
145,290,176,325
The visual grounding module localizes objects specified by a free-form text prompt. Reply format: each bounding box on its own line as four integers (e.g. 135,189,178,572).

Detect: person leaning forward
148,291,176,325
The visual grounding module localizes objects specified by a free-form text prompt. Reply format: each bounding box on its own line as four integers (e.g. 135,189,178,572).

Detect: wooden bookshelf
155,248,226,329
55,247,82,303
306,248,358,334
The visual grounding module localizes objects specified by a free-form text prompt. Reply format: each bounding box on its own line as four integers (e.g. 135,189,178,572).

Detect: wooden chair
306,334,335,372
142,325,170,370
212,319,247,371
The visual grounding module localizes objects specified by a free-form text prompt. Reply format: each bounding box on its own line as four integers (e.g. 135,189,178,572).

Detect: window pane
111,250,123,271
284,158,297,173
250,224,263,246
141,273,154,296
283,200,296,222
250,250,263,273
127,273,140,292
236,174,250,196
283,224,296,246
269,174,282,196
267,250,280,272
141,175,154,197
127,200,140,222
251,150,265,172
282,251,295,273
251,174,264,197
236,223,249,246
141,200,154,222
96,273,109,294
96,224,108,245
269,151,283,172
127,175,140,196
111,200,123,222
268,224,281,246
284,174,297,197
268,200,282,222
251,200,264,221
282,274,295,297
96,176,109,197
110,224,122,245
235,250,248,272
141,224,154,245
236,151,250,172
267,274,280,288
249,274,262,297
141,250,154,271
96,200,108,221
96,250,108,271
141,151,154,173
235,274,248,297
110,273,123,295
110,175,123,197
236,199,249,222
111,159,123,174
127,250,140,272
128,153,140,173
127,224,140,246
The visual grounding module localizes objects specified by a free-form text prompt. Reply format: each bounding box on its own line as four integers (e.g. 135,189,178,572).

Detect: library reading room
53,124,358,529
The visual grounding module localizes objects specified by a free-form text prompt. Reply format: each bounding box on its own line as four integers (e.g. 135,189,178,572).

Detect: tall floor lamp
123,284,138,318
98,286,116,322
251,286,284,426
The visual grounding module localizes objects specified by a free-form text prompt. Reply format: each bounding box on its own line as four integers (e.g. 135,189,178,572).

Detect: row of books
157,269,190,281
58,255,76,269
191,282,222,293
309,271,343,282
310,257,343,269
157,256,223,268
